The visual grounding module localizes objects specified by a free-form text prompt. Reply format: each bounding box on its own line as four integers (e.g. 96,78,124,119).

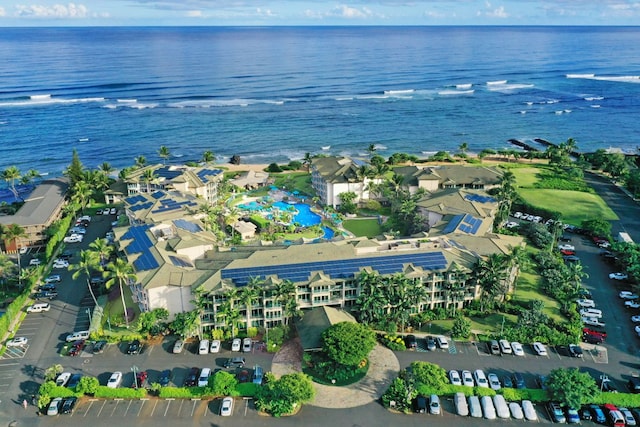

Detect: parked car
436,336,449,349
107,371,123,388
44,275,61,283
498,339,512,354
66,330,90,342
582,317,606,327
548,402,567,423
159,369,172,386
577,299,595,308
509,402,524,420
566,407,581,424
620,407,637,426
27,302,50,313
198,339,209,355
52,259,70,268
224,357,246,369
537,374,547,390
6,337,28,347
210,339,221,353
489,340,500,355
599,378,618,393
501,375,513,388
414,395,427,413
610,272,628,280
511,341,525,356
558,244,575,251
93,340,107,354
404,334,417,350
34,290,57,300
513,372,526,389
425,336,436,351
522,400,538,421
56,372,71,387
47,397,63,416
220,397,233,417
29,258,41,266
580,405,593,421
619,291,639,299
172,339,184,354
184,367,199,387
473,369,488,388
569,344,584,358
60,397,78,414
627,300,640,309
126,339,141,355
449,370,462,386
628,377,640,393
231,338,241,352
67,373,82,389
429,394,441,415
590,404,607,424
68,340,85,356
532,341,548,356
488,373,501,391
461,370,474,387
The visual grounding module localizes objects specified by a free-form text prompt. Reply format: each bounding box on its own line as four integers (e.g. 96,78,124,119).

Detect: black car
628,377,640,393
184,367,199,387
599,379,618,393
404,334,417,350
583,332,605,344
67,373,82,389
569,344,584,358
580,406,593,421
547,402,567,423
224,357,246,368
60,397,77,414
38,284,57,292
159,369,172,386
414,395,427,413
590,404,607,424
92,340,107,354
513,372,526,389
34,291,57,300
502,375,513,388
59,250,73,260
126,339,141,355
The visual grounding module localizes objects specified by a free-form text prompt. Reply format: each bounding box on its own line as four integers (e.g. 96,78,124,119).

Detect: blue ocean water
0,26,639,176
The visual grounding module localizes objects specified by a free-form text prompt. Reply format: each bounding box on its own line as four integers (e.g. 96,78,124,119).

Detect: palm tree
20,169,40,186
302,152,312,171
218,288,241,337
2,166,21,202
103,258,137,327
89,238,113,266
134,155,147,169
356,271,387,325
240,279,262,330
99,162,113,176
458,142,469,156
473,254,509,309
71,180,93,214
273,279,297,326
0,223,26,285
141,168,158,194
158,146,171,165
202,150,215,165
69,250,100,306
366,144,377,158
0,253,18,289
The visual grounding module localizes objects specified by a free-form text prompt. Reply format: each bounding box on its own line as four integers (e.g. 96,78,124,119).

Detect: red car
583,327,607,340
131,371,147,388
68,340,86,357
560,249,576,256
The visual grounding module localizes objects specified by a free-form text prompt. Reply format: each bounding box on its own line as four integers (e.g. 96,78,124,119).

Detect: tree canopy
321,321,376,367
545,367,598,409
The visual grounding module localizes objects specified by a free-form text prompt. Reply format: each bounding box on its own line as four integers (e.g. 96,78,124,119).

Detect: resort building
0,178,69,249
311,157,383,208
393,165,503,193
119,164,224,204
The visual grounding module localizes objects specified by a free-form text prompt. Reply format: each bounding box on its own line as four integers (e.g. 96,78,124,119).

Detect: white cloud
15,3,89,18
487,5,508,18
0,7,5,16
185,10,203,17
256,8,275,17
330,4,373,19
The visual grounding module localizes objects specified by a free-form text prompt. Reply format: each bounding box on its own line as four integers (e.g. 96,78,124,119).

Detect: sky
0,0,639,26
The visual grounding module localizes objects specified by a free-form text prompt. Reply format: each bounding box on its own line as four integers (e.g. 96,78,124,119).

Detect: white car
513,212,523,218
242,337,252,353
582,317,606,327
627,301,640,309
231,338,241,352
27,303,50,313
511,341,525,356
620,291,639,299
449,370,462,386
63,235,83,243
558,244,575,251
635,325,640,336
107,371,123,388
522,400,538,421
473,369,489,388
461,370,474,387
210,339,221,353
47,397,63,416
499,339,512,354
44,275,61,284
577,299,595,308
220,396,233,416
29,258,41,266
56,372,71,387
6,337,28,347
70,227,87,234
488,373,501,391
509,402,524,420
610,272,629,280
198,339,209,355
53,260,69,269
532,342,548,356
632,315,640,323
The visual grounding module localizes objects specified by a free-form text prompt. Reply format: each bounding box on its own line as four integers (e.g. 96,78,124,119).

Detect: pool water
272,202,321,227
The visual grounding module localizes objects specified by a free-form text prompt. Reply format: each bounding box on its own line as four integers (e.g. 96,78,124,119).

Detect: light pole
132,365,139,389
86,308,92,329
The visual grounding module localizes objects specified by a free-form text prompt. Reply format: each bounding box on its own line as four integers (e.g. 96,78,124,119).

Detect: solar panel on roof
155,167,182,179
221,251,448,286
125,194,146,205
169,255,193,268
443,214,465,234
173,219,202,233
197,168,223,183
465,194,496,204
151,191,165,199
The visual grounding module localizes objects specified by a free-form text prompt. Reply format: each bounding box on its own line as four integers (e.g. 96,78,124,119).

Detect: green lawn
343,218,383,238
518,188,618,225
512,271,563,322
509,167,542,188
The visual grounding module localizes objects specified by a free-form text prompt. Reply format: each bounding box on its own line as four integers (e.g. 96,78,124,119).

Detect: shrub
379,334,406,351
94,386,147,399
590,392,640,407
500,388,549,402
235,382,259,397
246,327,259,338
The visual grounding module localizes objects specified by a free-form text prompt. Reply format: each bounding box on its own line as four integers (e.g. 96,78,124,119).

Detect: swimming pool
272,202,321,227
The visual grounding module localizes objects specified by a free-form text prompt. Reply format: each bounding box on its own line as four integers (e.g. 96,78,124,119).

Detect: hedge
94,386,147,399
158,386,206,399
591,393,640,407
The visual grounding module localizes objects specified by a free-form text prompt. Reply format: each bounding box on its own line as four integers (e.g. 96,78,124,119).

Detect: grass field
343,218,383,238
512,271,563,322
509,167,542,188
518,188,618,225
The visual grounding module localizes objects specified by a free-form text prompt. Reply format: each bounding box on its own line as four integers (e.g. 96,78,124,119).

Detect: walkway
271,338,400,409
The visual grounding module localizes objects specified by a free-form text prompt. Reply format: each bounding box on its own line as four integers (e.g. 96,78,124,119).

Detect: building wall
148,285,196,318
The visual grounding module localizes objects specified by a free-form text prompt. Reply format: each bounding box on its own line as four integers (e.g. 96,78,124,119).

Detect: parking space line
177,399,184,416
150,399,158,417
204,402,210,417
190,399,200,417
123,399,133,416
96,400,107,417
164,399,174,416
244,398,251,416
83,399,96,417
111,399,123,416
138,399,148,417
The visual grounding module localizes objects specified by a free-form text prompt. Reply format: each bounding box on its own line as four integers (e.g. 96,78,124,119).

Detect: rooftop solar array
465,194,496,204
458,214,483,235
129,201,153,212
169,255,194,268
151,191,165,199
222,251,448,286
121,225,160,271
151,197,198,214
125,194,146,205
155,167,182,180
442,214,465,234
173,219,202,233
196,168,223,183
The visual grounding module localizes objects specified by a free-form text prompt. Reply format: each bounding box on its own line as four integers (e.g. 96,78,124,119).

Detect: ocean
0,26,639,176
